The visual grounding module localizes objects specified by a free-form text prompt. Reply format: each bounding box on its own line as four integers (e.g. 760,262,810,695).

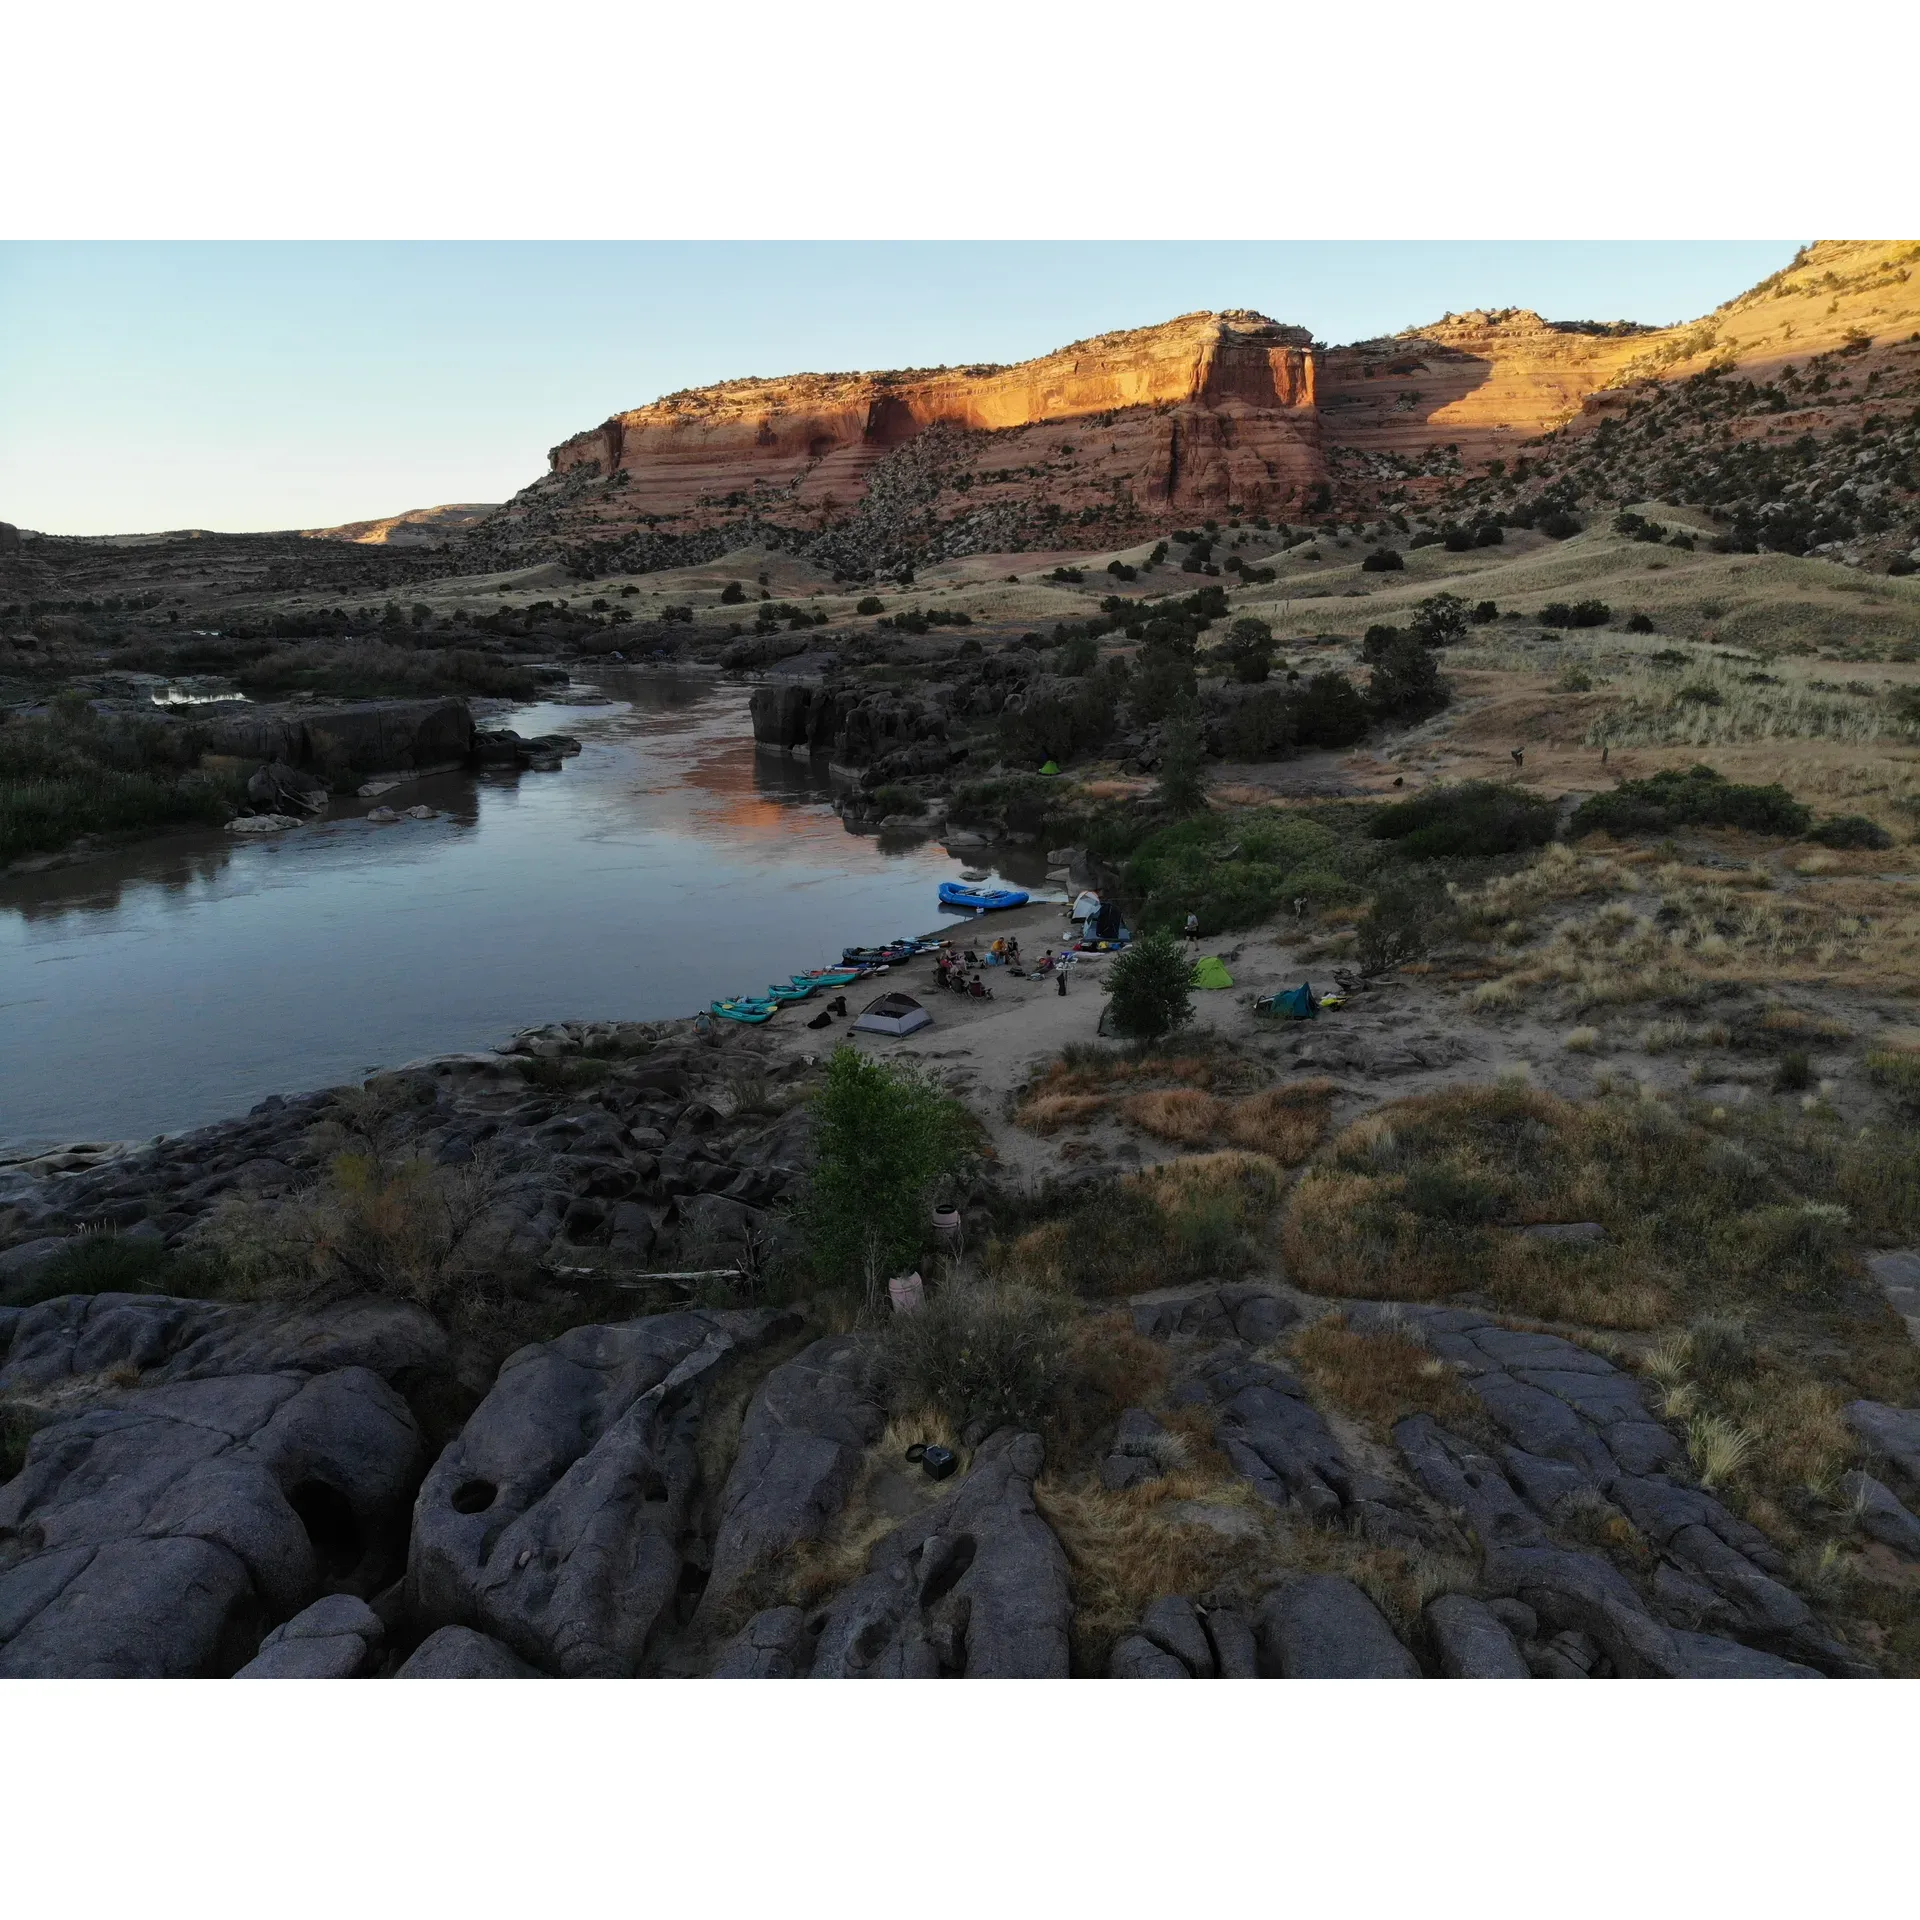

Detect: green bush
1410,593,1471,648
798,1050,974,1292
1360,548,1404,572
1370,781,1557,860
868,784,926,817
855,596,884,615
1367,635,1449,721
1104,928,1195,1041
1219,616,1275,684
1539,599,1611,629
1157,713,1208,815
1124,809,1359,932
1570,765,1812,839
1807,814,1891,850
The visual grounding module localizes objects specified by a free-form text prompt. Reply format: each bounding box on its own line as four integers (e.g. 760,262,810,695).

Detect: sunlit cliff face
545,310,1328,523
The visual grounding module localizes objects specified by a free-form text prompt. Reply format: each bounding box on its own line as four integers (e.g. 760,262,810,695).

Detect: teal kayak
712,996,778,1024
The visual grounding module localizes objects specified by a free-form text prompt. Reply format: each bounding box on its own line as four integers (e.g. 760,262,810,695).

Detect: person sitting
967,974,992,999
1037,949,1055,974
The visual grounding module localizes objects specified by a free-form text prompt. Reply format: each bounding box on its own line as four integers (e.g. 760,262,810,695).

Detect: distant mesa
304,503,500,548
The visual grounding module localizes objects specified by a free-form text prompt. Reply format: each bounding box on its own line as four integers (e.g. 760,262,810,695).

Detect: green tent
1038,759,1061,776
1191,954,1234,990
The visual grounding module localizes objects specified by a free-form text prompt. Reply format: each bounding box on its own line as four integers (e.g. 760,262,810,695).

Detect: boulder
1670,1631,1822,1679
1137,1594,1215,1675
396,1624,543,1678
711,1606,814,1678
1204,1605,1260,1679
407,1309,796,1676
207,698,473,778
0,1367,423,1677
808,1430,1071,1678
0,1237,71,1297
1846,1401,1920,1484
1110,1634,1191,1678
1256,1576,1421,1678
1840,1470,1920,1558
1482,1544,1687,1678
695,1336,884,1631
235,1593,384,1678
1424,1593,1530,1678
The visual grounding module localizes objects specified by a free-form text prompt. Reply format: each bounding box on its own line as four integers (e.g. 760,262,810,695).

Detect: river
0,672,1052,1154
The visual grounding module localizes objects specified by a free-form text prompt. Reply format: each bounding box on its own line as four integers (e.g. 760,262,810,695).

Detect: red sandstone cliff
542,310,1325,530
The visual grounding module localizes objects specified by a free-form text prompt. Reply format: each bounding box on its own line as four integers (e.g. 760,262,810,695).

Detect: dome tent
852,991,932,1036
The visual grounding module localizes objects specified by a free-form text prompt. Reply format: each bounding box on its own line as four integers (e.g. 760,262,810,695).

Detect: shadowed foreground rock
693,1334,884,1635
1255,1574,1422,1677
236,1593,385,1678
805,1428,1071,1678
396,1624,541,1678
0,1367,423,1677
407,1308,797,1676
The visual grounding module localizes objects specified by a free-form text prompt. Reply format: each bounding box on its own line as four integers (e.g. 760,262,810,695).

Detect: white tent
1070,890,1101,924
853,992,932,1036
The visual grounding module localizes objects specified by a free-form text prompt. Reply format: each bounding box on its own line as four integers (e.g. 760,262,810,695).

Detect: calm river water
0,673,1050,1153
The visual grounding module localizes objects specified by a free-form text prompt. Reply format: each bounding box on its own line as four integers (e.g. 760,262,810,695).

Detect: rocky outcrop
0,1365,423,1676
235,1592,386,1677
1254,1575,1422,1678
407,1308,797,1676
395,1623,541,1678
205,698,473,780
805,1428,1071,1678
1109,1594,1258,1679
694,1335,884,1633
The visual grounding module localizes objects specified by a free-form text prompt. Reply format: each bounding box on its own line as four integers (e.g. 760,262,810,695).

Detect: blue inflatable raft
938,881,1030,913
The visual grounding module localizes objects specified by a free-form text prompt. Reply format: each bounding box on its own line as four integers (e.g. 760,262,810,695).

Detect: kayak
938,882,1030,913
712,996,779,1024
764,982,816,1005
794,967,863,989
842,940,942,965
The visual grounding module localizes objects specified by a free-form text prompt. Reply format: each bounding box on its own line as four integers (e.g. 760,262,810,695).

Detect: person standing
1185,911,1200,951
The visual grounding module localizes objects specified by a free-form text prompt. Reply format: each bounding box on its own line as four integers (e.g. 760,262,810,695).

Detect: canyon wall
542,310,1325,529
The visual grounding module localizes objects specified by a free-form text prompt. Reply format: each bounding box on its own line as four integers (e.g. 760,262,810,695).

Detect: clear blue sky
0,241,1797,536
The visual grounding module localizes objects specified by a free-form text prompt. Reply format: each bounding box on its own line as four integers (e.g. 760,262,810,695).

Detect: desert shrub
1772,1049,1814,1093
1367,634,1449,721
1354,873,1453,974
1058,633,1099,676
1625,611,1655,634
1540,600,1611,630
1807,814,1891,850
1218,616,1275,684
1570,765,1812,838
1129,647,1198,724
1369,781,1557,860
854,595,883,615
878,1280,1074,1431
1410,593,1471,648
798,1048,975,1293
1290,672,1370,746
1104,929,1195,1041
1360,548,1404,572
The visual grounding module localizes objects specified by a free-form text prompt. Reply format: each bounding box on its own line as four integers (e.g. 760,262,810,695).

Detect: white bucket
888,1271,926,1315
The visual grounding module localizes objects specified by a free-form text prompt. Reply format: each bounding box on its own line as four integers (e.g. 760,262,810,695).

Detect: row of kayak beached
710,937,948,1025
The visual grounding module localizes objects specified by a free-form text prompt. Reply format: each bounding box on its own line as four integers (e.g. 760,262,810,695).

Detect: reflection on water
0,673,1047,1152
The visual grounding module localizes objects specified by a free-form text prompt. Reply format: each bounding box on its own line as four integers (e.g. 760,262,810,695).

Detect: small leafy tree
798,1048,973,1293
1106,928,1195,1042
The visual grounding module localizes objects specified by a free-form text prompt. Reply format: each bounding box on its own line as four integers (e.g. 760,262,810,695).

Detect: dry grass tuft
1289,1315,1487,1436
1015,1092,1110,1135
1122,1088,1223,1144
